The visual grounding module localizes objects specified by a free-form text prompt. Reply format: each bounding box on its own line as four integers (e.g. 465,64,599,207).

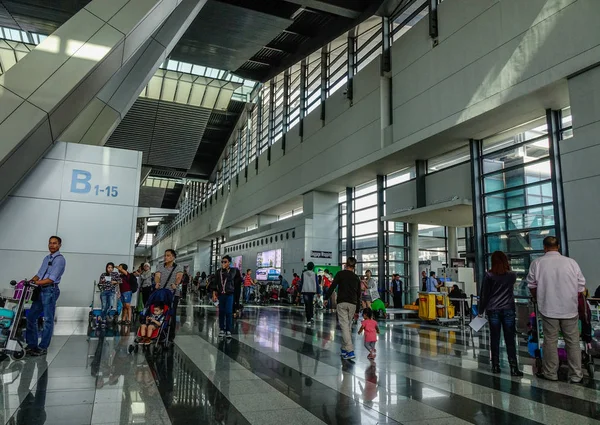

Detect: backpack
129,274,139,294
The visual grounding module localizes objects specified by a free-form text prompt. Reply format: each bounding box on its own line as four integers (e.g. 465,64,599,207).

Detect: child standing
358,308,380,360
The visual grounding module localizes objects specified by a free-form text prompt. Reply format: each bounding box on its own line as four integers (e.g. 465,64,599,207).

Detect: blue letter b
70,169,91,194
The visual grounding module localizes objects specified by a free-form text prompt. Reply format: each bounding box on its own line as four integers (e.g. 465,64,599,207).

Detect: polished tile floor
1,299,599,425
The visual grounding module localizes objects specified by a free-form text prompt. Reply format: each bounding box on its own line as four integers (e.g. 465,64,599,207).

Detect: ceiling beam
285,0,361,19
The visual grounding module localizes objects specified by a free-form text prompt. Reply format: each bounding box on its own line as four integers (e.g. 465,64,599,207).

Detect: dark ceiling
0,0,384,82
0,0,385,207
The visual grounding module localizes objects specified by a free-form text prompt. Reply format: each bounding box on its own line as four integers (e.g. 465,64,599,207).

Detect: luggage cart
531,298,595,379
88,280,120,328
0,280,36,360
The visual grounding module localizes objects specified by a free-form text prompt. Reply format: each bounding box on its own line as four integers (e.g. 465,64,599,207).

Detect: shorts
121,291,132,304
371,298,386,312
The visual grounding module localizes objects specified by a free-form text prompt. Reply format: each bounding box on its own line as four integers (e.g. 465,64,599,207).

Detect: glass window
354,206,378,223
427,145,470,173
482,138,549,175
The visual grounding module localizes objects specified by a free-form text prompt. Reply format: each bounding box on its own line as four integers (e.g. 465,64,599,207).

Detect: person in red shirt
243,269,255,304
358,308,380,360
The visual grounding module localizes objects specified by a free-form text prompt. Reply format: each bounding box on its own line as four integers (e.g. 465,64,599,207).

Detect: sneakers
367,350,376,360
218,330,225,338
340,349,348,357
226,331,232,339
342,351,356,360
30,348,47,357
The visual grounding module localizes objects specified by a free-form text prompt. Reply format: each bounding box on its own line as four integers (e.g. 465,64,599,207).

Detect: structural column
447,226,458,261
561,66,600,285
409,222,420,301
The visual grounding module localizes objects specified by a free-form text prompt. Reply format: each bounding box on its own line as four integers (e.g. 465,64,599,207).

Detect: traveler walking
479,251,523,376
300,262,321,325
26,236,66,356
139,263,153,305
117,264,134,325
243,269,255,303
325,257,361,360
215,255,242,338
527,236,586,383
154,249,184,340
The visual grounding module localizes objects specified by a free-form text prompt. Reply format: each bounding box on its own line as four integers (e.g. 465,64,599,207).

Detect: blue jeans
243,286,252,303
488,309,518,364
218,294,234,332
100,291,114,320
26,285,59,350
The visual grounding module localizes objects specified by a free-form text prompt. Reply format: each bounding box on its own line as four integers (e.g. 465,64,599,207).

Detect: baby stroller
529,297,595,379
128,289,173,355
0,280,36,360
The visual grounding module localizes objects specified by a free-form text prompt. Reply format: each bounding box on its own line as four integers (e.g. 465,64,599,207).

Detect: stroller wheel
128,344,135,354
587,361,595,379
11,349,25,360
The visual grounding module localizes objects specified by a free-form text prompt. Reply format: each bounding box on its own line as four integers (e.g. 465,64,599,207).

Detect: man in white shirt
526,236,586,383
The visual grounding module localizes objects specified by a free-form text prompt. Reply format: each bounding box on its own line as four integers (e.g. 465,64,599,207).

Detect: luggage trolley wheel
11,349,25,361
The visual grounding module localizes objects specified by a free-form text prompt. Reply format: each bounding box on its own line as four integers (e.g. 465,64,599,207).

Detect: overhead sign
311,250,332,259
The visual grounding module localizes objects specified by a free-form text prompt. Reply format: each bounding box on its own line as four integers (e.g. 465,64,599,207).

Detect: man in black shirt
325,257,361,360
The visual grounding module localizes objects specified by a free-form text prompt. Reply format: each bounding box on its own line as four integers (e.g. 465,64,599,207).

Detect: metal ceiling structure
0,0,389,208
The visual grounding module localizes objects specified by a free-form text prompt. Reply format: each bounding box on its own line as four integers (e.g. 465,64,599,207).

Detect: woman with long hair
479,251,523,376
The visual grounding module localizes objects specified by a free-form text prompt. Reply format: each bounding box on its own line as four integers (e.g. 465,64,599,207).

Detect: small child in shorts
358,308,380,360
140,304,166,344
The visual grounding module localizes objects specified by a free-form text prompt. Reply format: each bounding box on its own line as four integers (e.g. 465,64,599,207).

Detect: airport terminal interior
1,0,600,424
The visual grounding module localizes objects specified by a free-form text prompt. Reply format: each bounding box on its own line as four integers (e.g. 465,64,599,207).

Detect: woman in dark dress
479,251,523,376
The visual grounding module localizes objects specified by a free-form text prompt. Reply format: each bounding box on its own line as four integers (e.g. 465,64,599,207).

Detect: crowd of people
21,234,594,383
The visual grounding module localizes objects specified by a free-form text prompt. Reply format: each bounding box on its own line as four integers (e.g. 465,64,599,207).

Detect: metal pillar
320,46,328,121
469,139,485,291
415,159,427,208
428,0,439,40
267,80,275,163
346,30,356,102
380,16,392,131
282,69,290,153
346,187,353,260
299,59,308,139
409,223,420,301
546,109,569,255
376,175,386,296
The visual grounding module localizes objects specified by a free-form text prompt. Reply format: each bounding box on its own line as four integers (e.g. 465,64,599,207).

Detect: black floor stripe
194,309,543,425
271,309,600,420
145,343,252,425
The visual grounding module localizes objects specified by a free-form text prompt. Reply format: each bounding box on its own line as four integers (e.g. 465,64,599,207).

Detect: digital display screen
232,256,243,270
256,249,282,281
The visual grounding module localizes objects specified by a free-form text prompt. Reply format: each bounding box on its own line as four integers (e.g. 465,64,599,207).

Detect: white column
447,226,458,261
409,222,420,301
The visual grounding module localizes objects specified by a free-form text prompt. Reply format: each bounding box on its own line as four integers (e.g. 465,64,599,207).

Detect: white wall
222,216,306,282
562,65,600,288
426,163,472,205
0,142,141,307
165,0,600,245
